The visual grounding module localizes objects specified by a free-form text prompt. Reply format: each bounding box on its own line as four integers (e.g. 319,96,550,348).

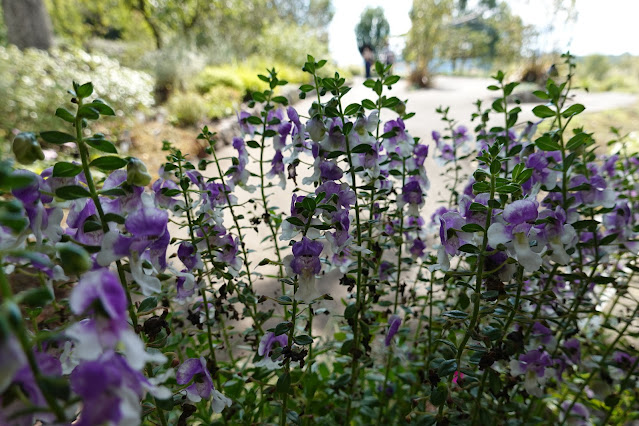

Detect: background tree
355,6,390,57
404,0,453,87
1,0,53,50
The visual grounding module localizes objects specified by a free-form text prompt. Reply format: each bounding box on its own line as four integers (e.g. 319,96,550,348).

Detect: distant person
382,43,395,72
360,44,375,78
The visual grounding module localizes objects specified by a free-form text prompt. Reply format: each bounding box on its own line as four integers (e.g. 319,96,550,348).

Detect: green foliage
355,6,390,54
405,0,453,86
405,0,529,80
166,92,207,126
0,45,154,139
575,54,639,93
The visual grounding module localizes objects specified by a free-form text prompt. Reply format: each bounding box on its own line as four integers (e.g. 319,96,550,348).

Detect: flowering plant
0,54,637,425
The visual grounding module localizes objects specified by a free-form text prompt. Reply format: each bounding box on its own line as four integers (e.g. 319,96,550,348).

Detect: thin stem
73,99,139,330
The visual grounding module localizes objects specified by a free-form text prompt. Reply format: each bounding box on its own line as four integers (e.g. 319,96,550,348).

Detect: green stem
455,171,495,371
209,142,264,334
74,99,138,330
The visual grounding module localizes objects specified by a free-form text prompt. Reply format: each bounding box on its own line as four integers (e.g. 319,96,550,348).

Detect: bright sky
329,0,639,65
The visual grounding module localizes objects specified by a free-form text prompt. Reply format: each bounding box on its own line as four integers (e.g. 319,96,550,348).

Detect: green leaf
438,359,458,377
77,105,100,120
246,140,260,149
99,188,127,197
55,185,91,200
532,105,555,118
443,310,469,320
272,96,288,105
535,136,561,151
76,82,94,98
276,372,291,394
293,334,314,345
104,213,126,224
286,217,305,227
55,108,75,123
361,99,377,109
533,90,549,100
344,103,361,116
566,132,590,151
138,297,158,313
90,156,128,171
52,162,83,178
246,116,262,125
88,100,115,116
351,144,373,154
86,135,117,153
431,382,448,406
18,286,53,307
384,75,400,86
40,131,75,145
82,220,102,233
561,103,585,118
490,159,501,175
274,322,292,336
344,303,357,319
461,224,484,233
299,84,314,92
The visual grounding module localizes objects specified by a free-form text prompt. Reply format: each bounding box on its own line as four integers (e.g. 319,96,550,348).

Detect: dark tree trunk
2,0,53,50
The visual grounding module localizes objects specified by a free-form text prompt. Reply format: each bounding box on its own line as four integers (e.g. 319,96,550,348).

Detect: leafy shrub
203,86,242,119
194,66,245,94
1,56,638,426
0,45,154,138
166,91,208,126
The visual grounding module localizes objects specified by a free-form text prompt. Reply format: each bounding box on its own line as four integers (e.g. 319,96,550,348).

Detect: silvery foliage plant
0,54,638,425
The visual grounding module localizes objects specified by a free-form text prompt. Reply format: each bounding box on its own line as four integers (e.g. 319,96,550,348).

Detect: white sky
329,0,639,65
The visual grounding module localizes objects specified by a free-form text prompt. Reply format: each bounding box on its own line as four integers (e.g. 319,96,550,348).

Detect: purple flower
268,150,286,188
385,315,402,346
177,357,214,402
290,237,323,276
4,352,62,426
613,351,637,369
71,352,171,426
453,125,470,145
215,234,242,276
258,332,288,358
178,242,202,271
152,174,182,211
488,199,542,272
560,401,589,425
125,206,168,238
227,137,251,189
319,161,344,181
70,269,127,320
289,237,323,303
379,261,393,281
410,238,426,258
238,110,255,136
531,322,554,346
563,338,581,365
509,349,555,397
401,181,424,206
503,200,539,225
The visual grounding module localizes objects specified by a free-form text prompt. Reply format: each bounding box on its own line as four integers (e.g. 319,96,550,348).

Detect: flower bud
395,101,406,115
127,157,152,187
57,242,92,275
12,132,44,165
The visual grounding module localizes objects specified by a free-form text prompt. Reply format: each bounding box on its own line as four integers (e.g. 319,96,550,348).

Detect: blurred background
1,0,637,169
